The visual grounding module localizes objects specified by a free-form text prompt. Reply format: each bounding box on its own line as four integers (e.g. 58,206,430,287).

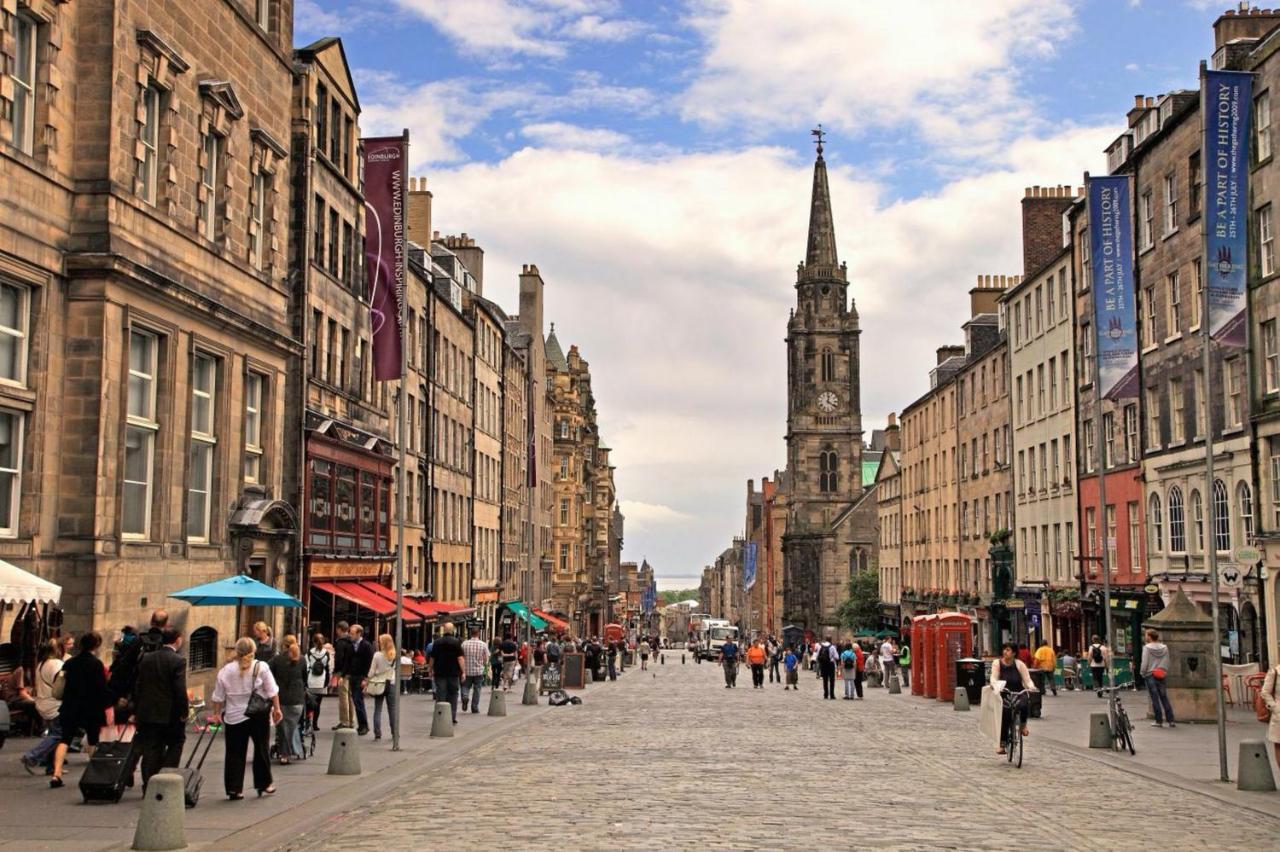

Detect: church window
819,450,839,493
821,348,835,382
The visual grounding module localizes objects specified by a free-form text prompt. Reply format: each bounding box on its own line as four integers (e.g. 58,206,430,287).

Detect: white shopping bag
977,685,1001,747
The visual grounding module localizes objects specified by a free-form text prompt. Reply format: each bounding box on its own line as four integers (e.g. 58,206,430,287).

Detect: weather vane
811,124,826,156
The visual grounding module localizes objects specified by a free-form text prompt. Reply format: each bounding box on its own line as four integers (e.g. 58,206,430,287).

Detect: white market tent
0,559,61,604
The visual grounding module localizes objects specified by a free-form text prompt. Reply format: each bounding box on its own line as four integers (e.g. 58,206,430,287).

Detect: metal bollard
131,771,186,851
1088,712,1112,749
488,689,508,717
953,687,970,711
682,654,686,664
430,701,455,738
327,728,361,776
1238,740,1277,792
522,675,539,705
661,653,665,665
887,674,902,694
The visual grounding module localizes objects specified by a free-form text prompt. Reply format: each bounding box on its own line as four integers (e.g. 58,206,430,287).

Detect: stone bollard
1238,740,1278,792
682,654,686,664
661,654,665,665
887,674,902,694
953,687,970,711
431,702,454,738
326,728,361,776
1088,712,1112,749
488,689,507,718
522,676,539,705
131,771,186,851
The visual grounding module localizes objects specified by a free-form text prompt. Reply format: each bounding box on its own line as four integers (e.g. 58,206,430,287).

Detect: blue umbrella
169,573,301,607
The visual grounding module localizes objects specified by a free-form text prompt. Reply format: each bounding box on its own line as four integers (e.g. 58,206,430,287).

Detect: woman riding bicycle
990,643,1037,755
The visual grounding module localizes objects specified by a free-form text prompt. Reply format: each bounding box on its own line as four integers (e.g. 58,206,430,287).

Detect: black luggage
1027,689,1043,718
79,738,138,803
177,723,219,808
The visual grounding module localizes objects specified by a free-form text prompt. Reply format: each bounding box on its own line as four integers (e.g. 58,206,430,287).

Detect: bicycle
1099,683,1136,755
1000,689,1031,768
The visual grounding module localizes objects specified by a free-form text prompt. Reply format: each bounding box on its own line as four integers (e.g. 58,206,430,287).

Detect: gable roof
295,36,360,111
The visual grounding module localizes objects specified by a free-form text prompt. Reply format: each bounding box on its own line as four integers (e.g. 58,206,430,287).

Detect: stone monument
1144,589,1217,722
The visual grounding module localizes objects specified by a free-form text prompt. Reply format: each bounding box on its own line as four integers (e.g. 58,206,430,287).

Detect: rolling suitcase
79,738,138,803
178,723,218,808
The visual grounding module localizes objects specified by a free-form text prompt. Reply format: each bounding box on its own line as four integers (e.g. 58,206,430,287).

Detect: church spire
805,124,838,269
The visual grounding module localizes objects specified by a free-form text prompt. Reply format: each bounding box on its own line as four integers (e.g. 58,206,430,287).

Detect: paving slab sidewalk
0,671,622,851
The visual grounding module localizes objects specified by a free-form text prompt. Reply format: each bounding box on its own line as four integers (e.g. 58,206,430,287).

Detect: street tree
836,568,881,633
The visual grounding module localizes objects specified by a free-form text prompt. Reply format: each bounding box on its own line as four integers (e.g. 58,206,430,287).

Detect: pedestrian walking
817,638,837,700
1261,660,1280,769
1032,640,1058,697
1085,635,1110,696
606,641,618,681
428,623,465,724
767,637,782,684
134,627,188,786
1139,629,1176,728
304,634,331,726
331,622,354,730
348,625,374,735
209,637,282,800
252,621,277,662
500,634,519,689
639,639,651,671
719,636,740,688
48,632,111,789
461,627,488,713
269,636,306,761
20,640,63,776
783,646,799,691
840,643,859,699
367,634,397,740
880,637,897,684
746,639,767,688
898,642,911,688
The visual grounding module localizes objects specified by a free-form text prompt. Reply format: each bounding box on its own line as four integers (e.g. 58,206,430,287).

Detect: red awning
353,581,437,622
406,597,476,619
534,609,570,633
312,581,395,616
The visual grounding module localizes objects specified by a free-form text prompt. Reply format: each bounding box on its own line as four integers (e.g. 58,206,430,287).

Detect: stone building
0,0,300,679
547,330,587,621
465,279,504,636
1002,186,1079,648
874,426,903,610
781,140,877,634
499,325,530,615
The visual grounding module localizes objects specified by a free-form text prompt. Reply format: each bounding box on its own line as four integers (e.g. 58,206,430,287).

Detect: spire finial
811,124,826,158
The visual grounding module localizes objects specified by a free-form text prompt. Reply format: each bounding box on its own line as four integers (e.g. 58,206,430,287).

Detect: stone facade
782,145,877,633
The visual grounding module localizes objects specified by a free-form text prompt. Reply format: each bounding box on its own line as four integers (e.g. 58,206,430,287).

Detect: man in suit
349,625,374,736
134,627,188,789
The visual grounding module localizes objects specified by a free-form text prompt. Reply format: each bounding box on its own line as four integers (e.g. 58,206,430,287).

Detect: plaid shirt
462,638,489,677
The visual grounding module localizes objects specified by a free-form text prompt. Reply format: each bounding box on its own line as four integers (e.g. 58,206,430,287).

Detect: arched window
819,450,839,493
1239,482,1254,542
1148,494,1163,553
1190,490,1204,553
821,348,835,382
1212,478,1231,553
188,626,218,672
1168,486,1186,553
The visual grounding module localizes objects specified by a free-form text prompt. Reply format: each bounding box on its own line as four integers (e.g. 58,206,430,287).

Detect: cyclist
989,643,1037,755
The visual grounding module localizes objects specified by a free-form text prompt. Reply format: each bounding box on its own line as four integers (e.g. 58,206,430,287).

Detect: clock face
817,391,839,413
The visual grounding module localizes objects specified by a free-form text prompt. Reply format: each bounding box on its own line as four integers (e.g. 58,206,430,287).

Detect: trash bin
955,658,984,706
1028,670,1046,718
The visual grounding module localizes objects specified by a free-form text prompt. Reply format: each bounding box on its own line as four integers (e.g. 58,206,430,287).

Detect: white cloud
521,121,631,150
394,0,645,58
424,124,1112,571
680,0,1077,157
620,501,696,529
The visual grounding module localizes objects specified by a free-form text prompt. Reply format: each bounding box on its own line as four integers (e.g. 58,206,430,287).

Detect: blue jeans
1146,676,1175,724
462,675,484,712
373,687,397,737
24,716,61,768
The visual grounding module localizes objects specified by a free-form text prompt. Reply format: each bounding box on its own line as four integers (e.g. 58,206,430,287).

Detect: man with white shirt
460,627,488,713
880,638,898,684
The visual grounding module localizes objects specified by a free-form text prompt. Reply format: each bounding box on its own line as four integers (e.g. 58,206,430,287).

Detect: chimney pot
1146,96,1154,107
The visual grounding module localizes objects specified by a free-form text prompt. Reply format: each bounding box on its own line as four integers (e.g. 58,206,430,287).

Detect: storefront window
335,465,356,548
360,471,376,550
308,460,332,547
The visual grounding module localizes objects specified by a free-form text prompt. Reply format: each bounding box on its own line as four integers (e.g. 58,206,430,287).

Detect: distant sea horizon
655,575,702,592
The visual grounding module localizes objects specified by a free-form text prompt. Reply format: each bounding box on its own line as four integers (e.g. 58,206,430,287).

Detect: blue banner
743,541,758,591
1088,176,1138,400
1204,69,1252,347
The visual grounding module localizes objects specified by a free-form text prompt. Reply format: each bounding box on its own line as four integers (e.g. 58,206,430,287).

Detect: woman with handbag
366,634,397,741
269,636,306,763
210,638,282,800
1261,659,1280,765
1139,629,1176,728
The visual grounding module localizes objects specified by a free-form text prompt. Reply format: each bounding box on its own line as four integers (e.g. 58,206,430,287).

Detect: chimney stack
1021,185,1074,280
406,175,432,247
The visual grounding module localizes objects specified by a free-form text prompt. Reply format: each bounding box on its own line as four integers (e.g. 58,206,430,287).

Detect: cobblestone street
287,659,1280,851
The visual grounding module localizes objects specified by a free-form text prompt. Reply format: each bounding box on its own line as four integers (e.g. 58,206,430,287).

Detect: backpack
842,653,854,670
309,651,328,678
1090,645,1104,664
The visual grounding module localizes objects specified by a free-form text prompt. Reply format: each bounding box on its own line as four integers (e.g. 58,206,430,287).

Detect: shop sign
1004,598,1025,609
1219,565,1244,589
1232,545,1262,566
1143,583,1160,594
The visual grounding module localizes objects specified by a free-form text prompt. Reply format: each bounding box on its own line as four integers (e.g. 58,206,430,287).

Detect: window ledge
1224,425,1246,436
1167,439,1187,449
1139,242,1155,256
1162,227,1179,241
1164,333,1183,344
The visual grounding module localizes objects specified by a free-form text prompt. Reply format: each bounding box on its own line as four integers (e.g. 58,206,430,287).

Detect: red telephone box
920,614,941,698
932,613,975,702
910,615,930,696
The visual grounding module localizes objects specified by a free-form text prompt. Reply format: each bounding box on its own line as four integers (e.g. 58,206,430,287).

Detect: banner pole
392,128,409,752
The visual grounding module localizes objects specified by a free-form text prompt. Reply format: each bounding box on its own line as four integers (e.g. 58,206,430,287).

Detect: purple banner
363,136,406,380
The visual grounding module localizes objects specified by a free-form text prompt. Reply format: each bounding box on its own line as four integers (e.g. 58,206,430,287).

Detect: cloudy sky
299,0,1221,589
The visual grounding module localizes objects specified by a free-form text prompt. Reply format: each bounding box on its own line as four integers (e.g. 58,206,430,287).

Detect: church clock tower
782,128,868,632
